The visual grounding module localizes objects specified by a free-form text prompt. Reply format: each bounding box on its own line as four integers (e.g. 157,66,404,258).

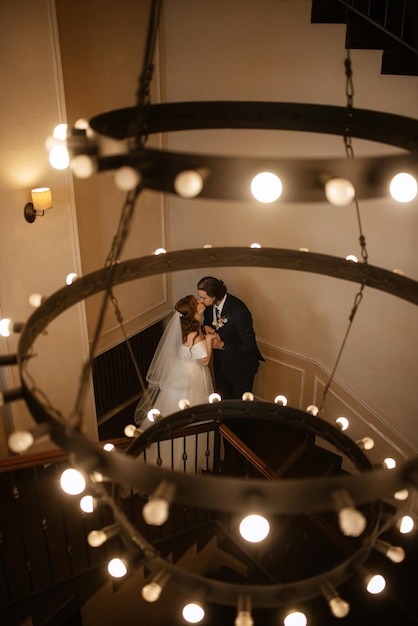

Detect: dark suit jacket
203,293,264,384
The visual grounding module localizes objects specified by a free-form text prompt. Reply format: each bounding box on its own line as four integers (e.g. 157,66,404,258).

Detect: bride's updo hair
175,295,201,342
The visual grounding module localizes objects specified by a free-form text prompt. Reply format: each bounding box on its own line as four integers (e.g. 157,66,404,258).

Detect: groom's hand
212,333,225,350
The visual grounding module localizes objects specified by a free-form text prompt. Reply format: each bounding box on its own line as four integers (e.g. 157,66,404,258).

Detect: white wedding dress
135,335,216,472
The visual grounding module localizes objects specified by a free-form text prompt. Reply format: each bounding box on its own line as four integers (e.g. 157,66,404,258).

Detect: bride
134,295,215,471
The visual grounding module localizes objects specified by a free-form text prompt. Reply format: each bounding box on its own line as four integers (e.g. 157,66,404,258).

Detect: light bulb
70,154,97,178
250,242,261,248
182,602,205,624
324,177,355,206
142,497,170,526
153,248,167,255
306,404,319,416
383,457,396,469
178,398,191,410
174,169,204,198
107,557,127,578
366,573,386,594
60,468,86,495
390,172,418,202
357,436,374,450
329,596,350,618
28,293,44,308
124,424,138,437
251,171,282,203
49,144,70,170
386,545,405,563
346,254,358,262
80,495,94,513
242,392,254,401
394,488,409,501
239,514,270,543
87,530,107,547
53,123,68,140
103,443,115,452
284,610,307,626
336,416,349,430
147,408,161,422
114,166,141,190
66,272,78,285
141,581,163,602
209,393,222,403
398,515,414,533
0,318,12,337
235,610,254,626
338,506,367,536
8,430,34,453
74,118,89,130
274,394,288,406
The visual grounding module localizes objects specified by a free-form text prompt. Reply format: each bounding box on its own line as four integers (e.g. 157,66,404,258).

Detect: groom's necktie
215,306,221,320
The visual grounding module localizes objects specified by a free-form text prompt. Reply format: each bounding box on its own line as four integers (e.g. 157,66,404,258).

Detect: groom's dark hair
197,276,227,300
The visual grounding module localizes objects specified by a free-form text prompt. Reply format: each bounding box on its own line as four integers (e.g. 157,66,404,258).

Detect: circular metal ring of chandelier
16,246,418,608
87,101,418,202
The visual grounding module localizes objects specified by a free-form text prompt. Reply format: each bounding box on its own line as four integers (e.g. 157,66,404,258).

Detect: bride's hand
203,325,215,335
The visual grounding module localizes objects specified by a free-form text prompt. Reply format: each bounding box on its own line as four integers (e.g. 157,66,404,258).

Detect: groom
197,276,264,400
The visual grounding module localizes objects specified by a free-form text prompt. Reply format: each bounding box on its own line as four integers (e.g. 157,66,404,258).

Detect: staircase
311,0,418,76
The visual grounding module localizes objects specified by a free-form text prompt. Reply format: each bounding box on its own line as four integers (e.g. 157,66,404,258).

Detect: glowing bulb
324,177,355,206
147,408,161,422
178,398,191,410
366,573,386,594
393,268,404,275
346,254,358,262
329,596,350,618
29,293,44,308
60,468,86,495
390,172,417,202
203,244,212,248
142,581,163,602
114,166,141,190
124,424,138,438
239,514,270,543
87,530,107,547
336,416,349,430
394,489,409,501
209,393,222,403
142,497,170,526
338,506,367,536
53,123,68,140
274,394,288,406
80,495,94,513
306,404,319,416
103,443,115,452
8,430,34,453
0,318,12,337
398,515,414,534
251,172,282,203
284,610,307,626
250,242,261,248
70,154,97,178
357,436,374,450
66,273,78,285
383,457,396,469
242,392,254,401
235,611,254,626
154,248,166,255
386,545,405,563
49,144,70,170
74,118,89,130
182,603,205,623
174,170,204,198
107,558,127,578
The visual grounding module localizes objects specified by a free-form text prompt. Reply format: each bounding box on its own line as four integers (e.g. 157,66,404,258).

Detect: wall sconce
24,187,53,223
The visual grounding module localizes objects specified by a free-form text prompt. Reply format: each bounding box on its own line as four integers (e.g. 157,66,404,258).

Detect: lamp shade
31,187,53,212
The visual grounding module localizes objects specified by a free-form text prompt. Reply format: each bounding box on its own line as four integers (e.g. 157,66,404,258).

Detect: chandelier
1,1,418,624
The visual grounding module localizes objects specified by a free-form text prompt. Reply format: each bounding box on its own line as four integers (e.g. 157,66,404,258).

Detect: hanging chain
318,46,369,415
